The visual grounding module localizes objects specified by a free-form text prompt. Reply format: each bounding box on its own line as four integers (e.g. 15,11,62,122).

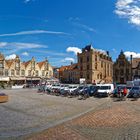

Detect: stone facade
0,53,53,85
78,45,113,84
59,63,79,84
132,58,140,79
113,51,131,84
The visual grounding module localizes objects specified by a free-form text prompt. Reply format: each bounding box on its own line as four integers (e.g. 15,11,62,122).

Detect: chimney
106,51,109,56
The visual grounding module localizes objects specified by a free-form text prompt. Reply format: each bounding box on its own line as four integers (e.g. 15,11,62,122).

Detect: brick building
78,45,113,84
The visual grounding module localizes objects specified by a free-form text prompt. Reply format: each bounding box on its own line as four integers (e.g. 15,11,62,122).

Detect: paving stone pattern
0,89,106,140
27,99,140,140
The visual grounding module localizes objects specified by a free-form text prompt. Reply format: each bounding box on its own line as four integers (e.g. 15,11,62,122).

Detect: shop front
26,77,41,87
10,77,26,85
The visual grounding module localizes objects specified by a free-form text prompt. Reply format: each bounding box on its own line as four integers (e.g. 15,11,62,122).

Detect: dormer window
15,62,20,70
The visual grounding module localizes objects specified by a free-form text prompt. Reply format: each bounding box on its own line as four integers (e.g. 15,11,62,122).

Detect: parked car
60,85,70,96
37,84,45,92
127,86,140,98
50,84,61,93
70,85,85,97
61,85,78,96
111,85,127,97
94,84,114,97
85,85,99,97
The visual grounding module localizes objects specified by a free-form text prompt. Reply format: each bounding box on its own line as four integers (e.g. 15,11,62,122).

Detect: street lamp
130,54,133,81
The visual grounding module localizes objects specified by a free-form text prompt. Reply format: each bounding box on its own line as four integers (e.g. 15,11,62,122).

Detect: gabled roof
22,60,31,68
59,66,69,72
132,58,140,68
5,60,14,68
37,61,45,69
59,63,78,71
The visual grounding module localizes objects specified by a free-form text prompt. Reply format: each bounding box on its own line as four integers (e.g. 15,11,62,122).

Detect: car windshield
99,86,111,90
126,87,132,90
132,87,139,90
79,86,84,89
117,86,125,89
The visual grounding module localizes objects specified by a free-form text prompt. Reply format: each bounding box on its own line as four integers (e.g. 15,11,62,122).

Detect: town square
0,0,140,140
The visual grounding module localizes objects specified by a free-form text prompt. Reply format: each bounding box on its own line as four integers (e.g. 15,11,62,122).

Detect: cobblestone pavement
0,89,107,140
26,98,140,140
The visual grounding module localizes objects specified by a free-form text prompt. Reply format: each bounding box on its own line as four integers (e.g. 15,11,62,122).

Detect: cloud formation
66,47,82,55
61,57,75,63
24,0,35,3
5,54,16,60
22,52,29,56
115,0,140,27
64,57,75,62
68,17,97,33
0,30,70,37
0,42,47,49
124,51,140,58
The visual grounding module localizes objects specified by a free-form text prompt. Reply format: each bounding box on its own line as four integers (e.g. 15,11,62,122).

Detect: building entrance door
120,77,124,84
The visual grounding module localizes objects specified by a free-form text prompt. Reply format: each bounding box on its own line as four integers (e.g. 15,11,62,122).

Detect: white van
96,84,114,97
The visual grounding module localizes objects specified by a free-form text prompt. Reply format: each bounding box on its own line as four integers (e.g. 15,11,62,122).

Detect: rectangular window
5,69,8,76
28,70,31,76
101,61,103,68
87,56,89,62
80,58,83,63
21,70,25,76
16,70,20,75
0,70,3,76
95,63,97,70
87,74,89,80
95,55,97,61
36,70,38,76
11,70,15,76
42,70,45,76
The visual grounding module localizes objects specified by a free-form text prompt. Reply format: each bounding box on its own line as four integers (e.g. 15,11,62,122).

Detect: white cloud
5,54,16,60
77,23,97,32
24,0,30,3
24,0,35,3
0,42,47,55
94,48,108,55
0,42,7,47
124,51,140,58
115,0,140,27
60,57,75,63
22,52,29,56
68,17,96,33
0,42,47,49
64,57,75,62
0,30,70,37
66,47,82,55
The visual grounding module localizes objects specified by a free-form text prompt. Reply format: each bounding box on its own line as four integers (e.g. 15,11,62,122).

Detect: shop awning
0,77,9,81
26,77,41,80
10,77,26,80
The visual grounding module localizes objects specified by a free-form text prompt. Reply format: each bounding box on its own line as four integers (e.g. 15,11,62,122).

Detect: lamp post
130,54,133,81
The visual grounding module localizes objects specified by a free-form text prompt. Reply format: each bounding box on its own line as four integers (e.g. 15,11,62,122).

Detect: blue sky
0,0,140,66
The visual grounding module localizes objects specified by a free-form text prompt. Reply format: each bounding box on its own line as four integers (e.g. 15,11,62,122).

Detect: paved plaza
0,89,140,140
0,89,107,140
27,98,140,140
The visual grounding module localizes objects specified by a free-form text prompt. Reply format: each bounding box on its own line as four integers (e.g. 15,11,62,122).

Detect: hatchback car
127,86,140,98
